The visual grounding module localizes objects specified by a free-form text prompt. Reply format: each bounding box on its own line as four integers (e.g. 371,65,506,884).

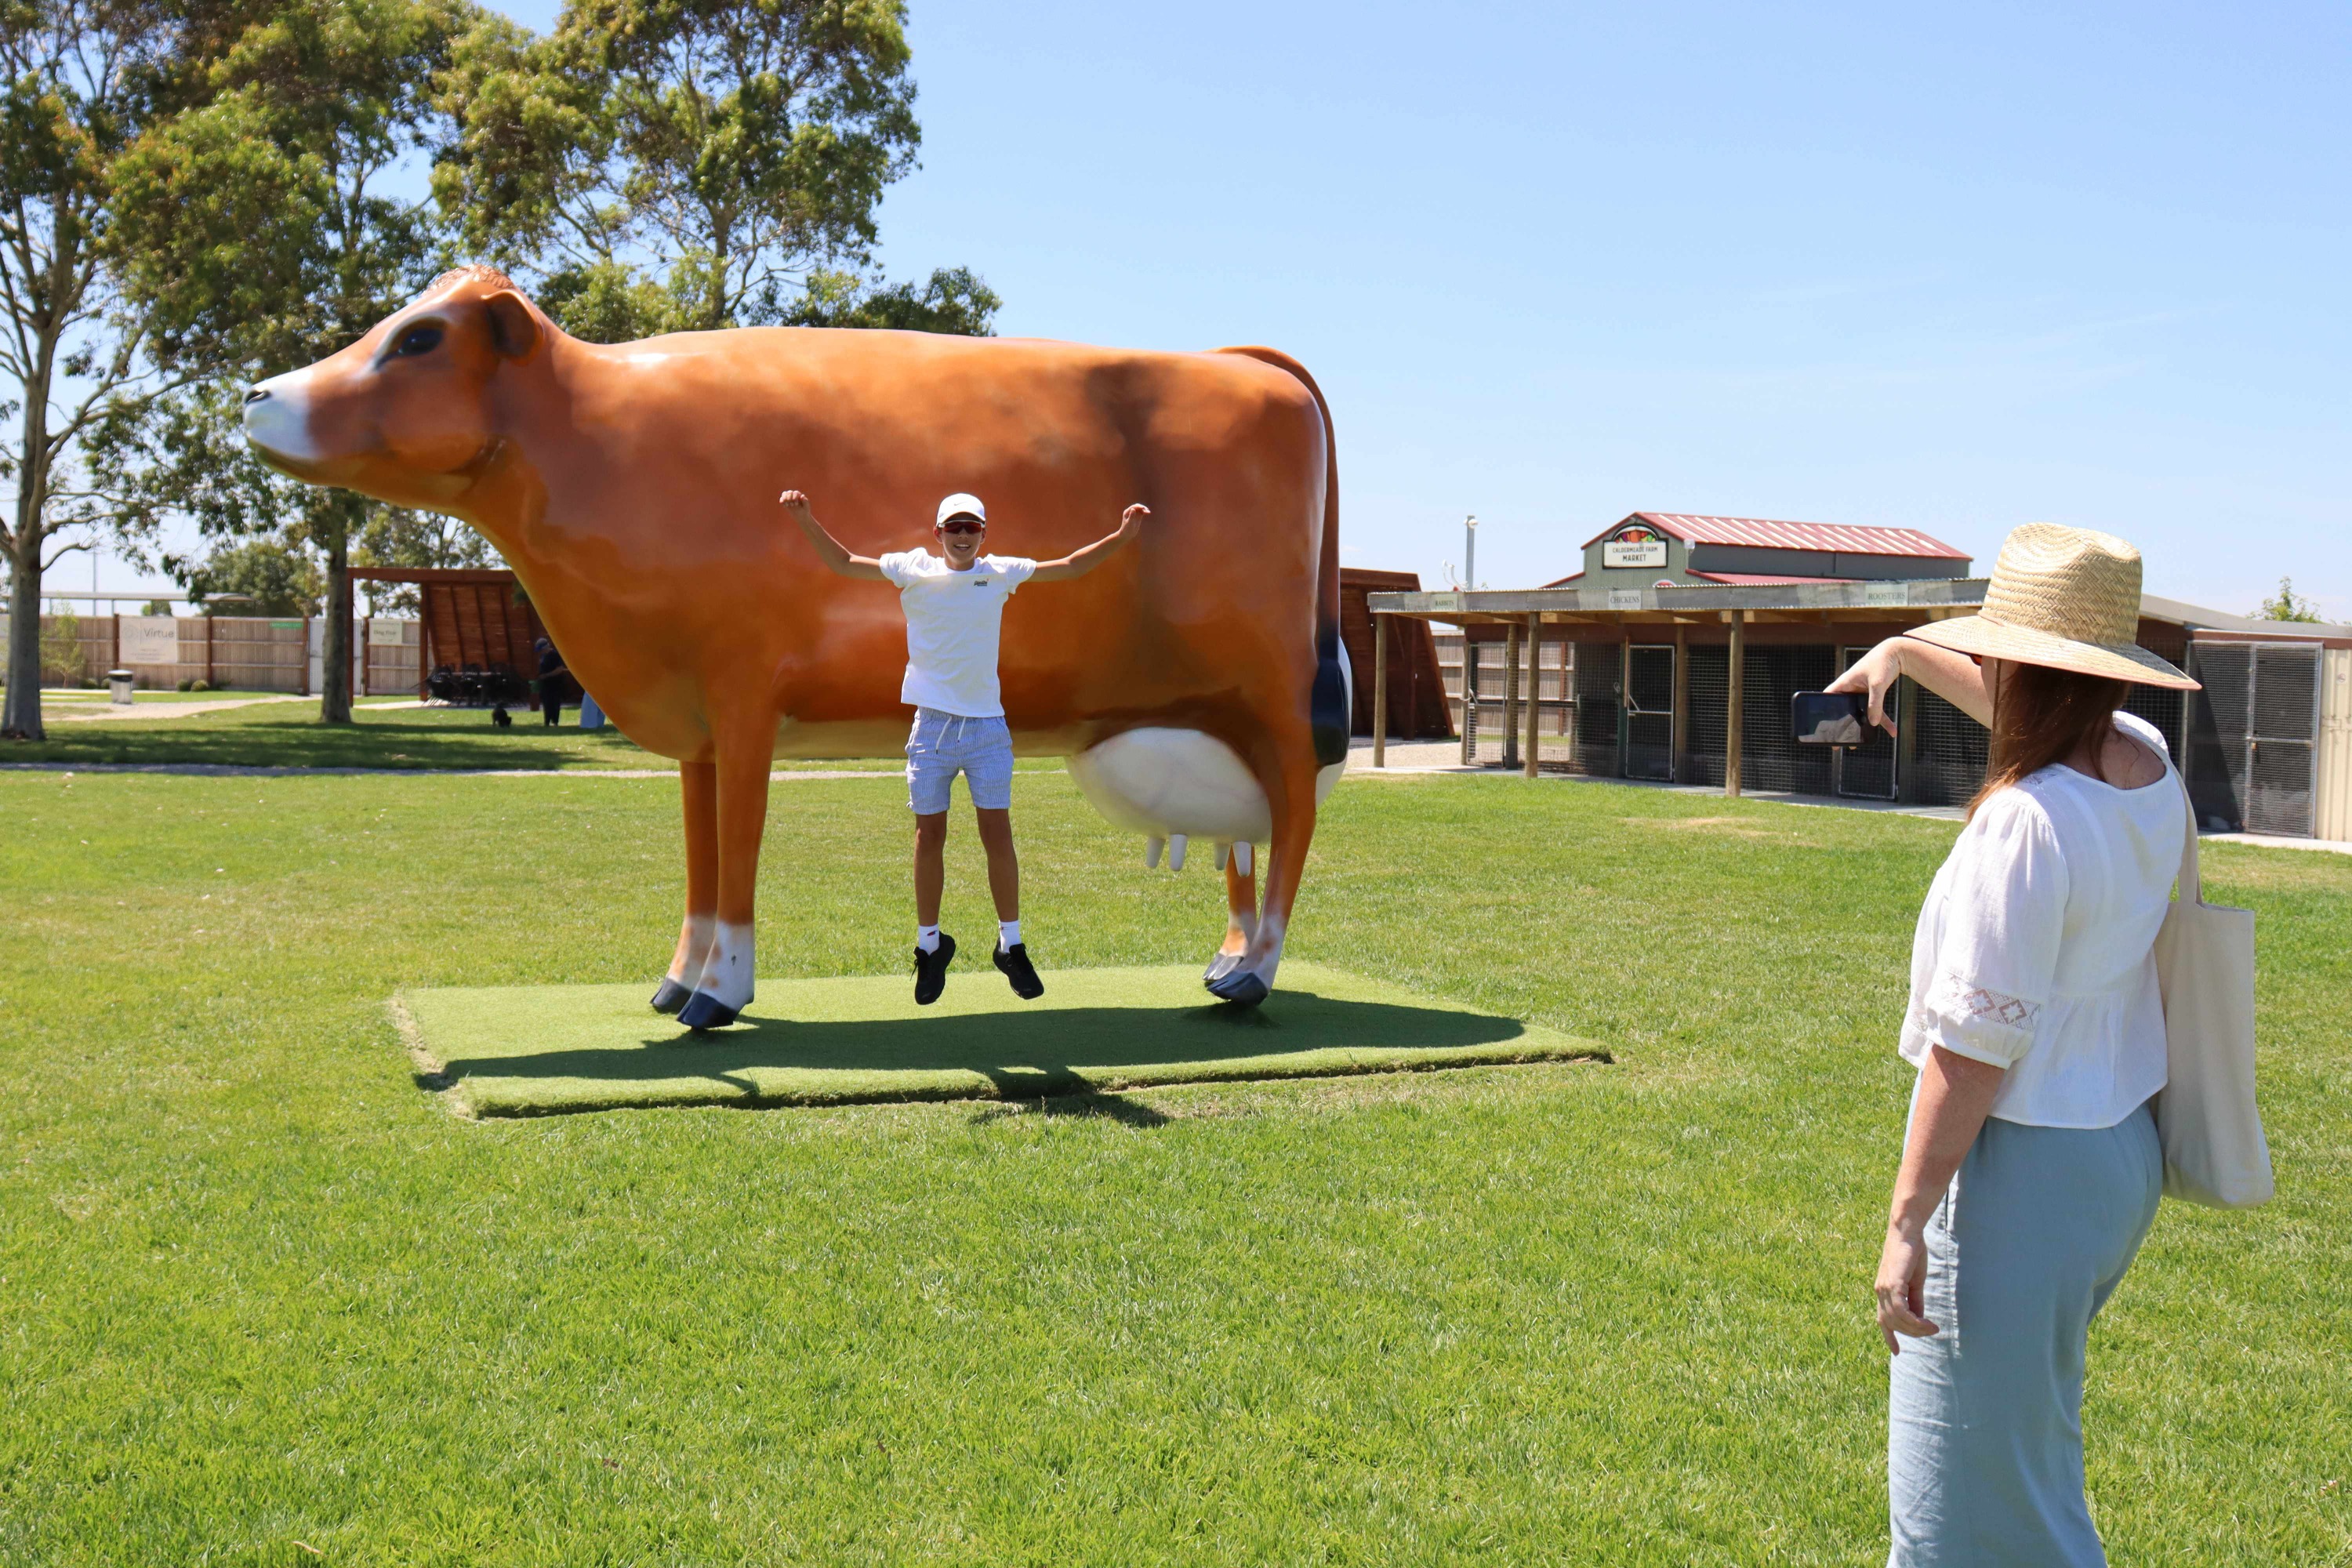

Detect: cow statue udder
243,267,1349,1022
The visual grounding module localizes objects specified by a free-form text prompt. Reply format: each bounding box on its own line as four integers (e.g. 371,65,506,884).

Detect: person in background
1828,524,2201,1566
533,636,571,728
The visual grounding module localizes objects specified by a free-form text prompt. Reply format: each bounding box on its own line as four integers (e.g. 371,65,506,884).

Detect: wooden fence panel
0,615,422,692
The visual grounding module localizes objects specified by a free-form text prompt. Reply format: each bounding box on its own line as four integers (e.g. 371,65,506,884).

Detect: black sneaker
993,942,1044,1000
913,931,956,1006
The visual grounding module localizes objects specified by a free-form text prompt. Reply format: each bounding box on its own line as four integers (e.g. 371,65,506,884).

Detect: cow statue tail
1214,345,1349,767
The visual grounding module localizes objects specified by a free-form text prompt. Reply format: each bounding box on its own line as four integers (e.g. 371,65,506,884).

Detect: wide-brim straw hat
1904,523,2198,690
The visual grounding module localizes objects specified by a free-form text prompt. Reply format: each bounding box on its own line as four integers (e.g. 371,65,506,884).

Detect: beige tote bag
2151,772,2274,1208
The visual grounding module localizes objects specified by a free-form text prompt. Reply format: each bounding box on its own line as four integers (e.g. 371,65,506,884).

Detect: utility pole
1462,514,1478,590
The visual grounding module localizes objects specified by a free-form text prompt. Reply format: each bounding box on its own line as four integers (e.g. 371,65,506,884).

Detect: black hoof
650,977,692,1014
1203,951,1242,984
676,993,741,1032
1205,969,1269,1007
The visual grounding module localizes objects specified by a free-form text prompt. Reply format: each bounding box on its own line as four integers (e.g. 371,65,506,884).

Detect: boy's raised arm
782,490,888,581
1029,503,1149,583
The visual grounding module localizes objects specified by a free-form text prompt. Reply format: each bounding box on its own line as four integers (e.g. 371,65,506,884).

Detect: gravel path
57,694,314,723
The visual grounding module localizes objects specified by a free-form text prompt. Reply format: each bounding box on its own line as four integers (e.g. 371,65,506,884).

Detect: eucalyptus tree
0,0,176,740
436,0,994,341
107,0,477,721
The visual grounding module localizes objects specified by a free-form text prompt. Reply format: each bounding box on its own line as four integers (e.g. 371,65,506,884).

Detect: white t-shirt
1899,710,2188,1129
877,550,1038,717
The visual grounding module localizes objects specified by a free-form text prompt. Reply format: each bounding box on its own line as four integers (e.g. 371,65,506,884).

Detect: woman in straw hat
1828,524,2198,1566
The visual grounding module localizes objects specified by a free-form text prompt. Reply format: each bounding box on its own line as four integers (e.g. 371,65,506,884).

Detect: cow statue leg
1206,730,1323,1007
677,718,777,1031
652,760,719,1013
1204,844,1259,984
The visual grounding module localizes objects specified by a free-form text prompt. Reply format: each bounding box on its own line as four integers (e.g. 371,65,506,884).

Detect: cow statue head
241,266,551,508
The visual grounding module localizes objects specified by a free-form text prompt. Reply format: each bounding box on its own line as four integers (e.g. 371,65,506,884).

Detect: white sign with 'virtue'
118,616,180,666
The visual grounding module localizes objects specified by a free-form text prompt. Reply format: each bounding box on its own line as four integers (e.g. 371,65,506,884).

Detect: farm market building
1374,514,2351,842
1552,513,1973,590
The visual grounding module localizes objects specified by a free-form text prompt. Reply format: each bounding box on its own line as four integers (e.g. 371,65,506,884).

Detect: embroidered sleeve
1917,790,2070,1069
1920,971,2042,1066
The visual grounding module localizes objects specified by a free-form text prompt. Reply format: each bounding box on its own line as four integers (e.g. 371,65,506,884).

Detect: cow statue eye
392,323,445,358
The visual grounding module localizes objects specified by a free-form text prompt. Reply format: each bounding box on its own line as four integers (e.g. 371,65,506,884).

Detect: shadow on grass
966,1093,1174,1128
4,712,656,771
437,992,1571,1108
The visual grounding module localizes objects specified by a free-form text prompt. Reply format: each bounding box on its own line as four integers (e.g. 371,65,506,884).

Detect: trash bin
579,691,605,730
107,668,136,705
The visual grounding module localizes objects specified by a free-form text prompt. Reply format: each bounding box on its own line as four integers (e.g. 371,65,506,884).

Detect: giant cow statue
243,267,1348,1021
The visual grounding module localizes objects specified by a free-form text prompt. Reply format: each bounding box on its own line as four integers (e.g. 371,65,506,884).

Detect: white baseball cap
935,492,987,526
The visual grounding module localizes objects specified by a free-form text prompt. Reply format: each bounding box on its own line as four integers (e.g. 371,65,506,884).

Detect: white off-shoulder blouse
1900,710,2188,1129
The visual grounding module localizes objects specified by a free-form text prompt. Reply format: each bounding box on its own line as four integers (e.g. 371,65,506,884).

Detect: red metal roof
1588,513,1969,560
1679,570,1849,586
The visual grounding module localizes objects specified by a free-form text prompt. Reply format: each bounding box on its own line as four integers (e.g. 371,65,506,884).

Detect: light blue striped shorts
906,707,1014,815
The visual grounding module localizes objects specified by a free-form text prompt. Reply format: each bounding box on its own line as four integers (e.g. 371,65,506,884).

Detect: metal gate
1835,646,1898,800
1626,645,1675,780
1573,646,1619,777
2189,642,2321,836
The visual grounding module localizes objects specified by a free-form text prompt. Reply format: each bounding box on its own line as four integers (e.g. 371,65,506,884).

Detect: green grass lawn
2,764,2346,1565
2,694,1067,775
6,694,665,770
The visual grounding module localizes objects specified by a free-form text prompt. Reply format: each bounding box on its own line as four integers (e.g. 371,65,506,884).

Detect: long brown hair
1968,659,2132,818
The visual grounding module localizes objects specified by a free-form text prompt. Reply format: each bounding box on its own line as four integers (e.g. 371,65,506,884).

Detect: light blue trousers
1888,1101,2161,1567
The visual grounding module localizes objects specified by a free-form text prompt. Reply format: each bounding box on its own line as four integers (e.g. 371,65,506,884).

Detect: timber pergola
348,566,550,703
1365,577,1992,797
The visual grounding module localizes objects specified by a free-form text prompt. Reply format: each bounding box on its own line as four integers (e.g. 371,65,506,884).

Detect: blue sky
94,0,2352,617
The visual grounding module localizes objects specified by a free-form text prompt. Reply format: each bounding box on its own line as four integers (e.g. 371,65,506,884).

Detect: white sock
998,919,1022,949
916,924,941,953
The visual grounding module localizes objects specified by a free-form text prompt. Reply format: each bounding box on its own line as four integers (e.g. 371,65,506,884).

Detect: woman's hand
1828,638,1905,738
1875,1222,1937,1353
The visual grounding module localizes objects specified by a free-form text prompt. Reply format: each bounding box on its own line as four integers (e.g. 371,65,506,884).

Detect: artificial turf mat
397,961,1605,1116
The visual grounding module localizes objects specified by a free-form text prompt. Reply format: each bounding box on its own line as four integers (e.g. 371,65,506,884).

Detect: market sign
1602,523,1668,569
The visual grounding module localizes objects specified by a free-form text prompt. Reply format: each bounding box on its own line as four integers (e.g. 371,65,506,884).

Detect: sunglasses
938,518,985,536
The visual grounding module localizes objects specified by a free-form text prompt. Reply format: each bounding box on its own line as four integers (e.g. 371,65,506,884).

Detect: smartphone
1791,690,1868,746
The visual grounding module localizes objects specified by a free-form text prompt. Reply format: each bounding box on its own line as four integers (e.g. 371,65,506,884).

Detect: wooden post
1671,623,1690,783
1896,673,1920,803
203,614,215,688
1460,635,1478,765
1726,611,1745,798
1524,612,1541,779
299,616,310,697
1372,612,1388,768
1501,622,1521,771
1619,637,1633,778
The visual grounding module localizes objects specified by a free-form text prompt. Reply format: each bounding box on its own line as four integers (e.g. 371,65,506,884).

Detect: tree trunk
321,524,353,724
2,546,45,739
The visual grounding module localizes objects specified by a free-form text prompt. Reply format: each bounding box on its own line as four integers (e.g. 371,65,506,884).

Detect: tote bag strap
2171,754,2203,906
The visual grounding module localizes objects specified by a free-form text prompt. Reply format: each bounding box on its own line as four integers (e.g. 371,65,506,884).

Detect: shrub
177,677,194,691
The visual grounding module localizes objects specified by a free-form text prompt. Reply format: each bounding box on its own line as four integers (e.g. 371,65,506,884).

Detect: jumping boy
782,488,1146,1004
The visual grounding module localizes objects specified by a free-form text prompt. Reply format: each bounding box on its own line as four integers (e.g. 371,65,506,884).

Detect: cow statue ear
484,290,542,361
